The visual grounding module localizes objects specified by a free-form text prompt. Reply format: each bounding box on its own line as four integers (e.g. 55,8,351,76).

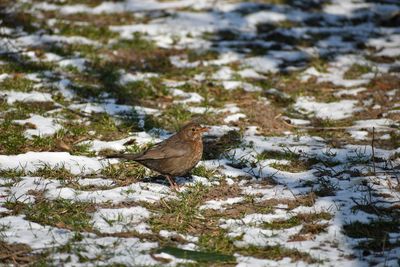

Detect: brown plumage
107,122,209,188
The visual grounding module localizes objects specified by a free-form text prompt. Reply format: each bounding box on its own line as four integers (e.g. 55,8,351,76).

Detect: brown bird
107,122,209,189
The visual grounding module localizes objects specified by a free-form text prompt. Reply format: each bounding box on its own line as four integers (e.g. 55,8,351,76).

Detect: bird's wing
133,138,189,160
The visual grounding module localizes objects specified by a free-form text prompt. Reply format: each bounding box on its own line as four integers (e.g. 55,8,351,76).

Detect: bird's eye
191,128,195,132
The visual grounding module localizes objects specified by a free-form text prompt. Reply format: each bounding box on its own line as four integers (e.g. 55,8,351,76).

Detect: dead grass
0,241,37,265
343,219,400,252
100,162,147,186
42,11,140,26
205,192,317,220
203,130,242,160
106,39,180,73
238,99,290,135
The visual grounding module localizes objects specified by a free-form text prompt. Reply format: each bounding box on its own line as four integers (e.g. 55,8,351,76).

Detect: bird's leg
166,175,179,191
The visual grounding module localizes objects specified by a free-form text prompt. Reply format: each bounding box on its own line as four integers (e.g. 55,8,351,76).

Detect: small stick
371,127,376,175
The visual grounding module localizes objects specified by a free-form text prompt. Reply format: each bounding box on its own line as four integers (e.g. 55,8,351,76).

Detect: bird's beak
199,126,210,133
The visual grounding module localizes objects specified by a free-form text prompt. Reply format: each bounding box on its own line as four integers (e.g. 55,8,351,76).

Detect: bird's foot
166,176,180,191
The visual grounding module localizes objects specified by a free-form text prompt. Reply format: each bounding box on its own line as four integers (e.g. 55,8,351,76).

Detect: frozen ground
0,0,399,266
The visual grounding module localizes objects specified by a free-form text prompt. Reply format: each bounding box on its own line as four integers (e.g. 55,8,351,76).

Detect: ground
0,0,400,266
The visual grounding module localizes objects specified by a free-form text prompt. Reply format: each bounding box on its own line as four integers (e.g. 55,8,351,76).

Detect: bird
107,122,209,189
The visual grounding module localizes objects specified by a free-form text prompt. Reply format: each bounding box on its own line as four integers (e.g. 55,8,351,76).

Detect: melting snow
294,96,360,120
0,91,53,104
14,115,63,138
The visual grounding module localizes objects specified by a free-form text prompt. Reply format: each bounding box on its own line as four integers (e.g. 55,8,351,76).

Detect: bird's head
179,122,209,141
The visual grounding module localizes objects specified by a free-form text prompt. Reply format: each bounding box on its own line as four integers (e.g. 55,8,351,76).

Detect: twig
281,119,396,131
371,127,376,175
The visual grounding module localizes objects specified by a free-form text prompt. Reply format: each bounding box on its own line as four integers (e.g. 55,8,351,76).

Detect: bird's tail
105,153,139,160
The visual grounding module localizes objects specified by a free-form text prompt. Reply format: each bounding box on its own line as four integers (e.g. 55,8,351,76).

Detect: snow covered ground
0,0,399,266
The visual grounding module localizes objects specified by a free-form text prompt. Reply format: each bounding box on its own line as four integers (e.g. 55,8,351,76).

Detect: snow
171,88,204,104
243,57,282,73
91,207,151,234
0,90,53,104
0,152,103,174
81,133,161,152
17,34,99,47
377,47,400,57
14,114,63,137
58,58,87,71
237,68,265,79
245,11,287,27
55,78,75,99
2,0,400,265
170,55,200,68
222,81,262,92
119,71,159,85
224,113,246,123
0,73,11,82
352,119,397,131
81,137,135,152
294,96,360,120
77,178,114,187
334,87,367,97
0,215,72,250
69,102,159,116
212,66,234,80
200,197,244,211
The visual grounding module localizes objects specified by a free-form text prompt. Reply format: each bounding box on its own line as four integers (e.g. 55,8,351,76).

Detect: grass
238,245,319,264
0,241,37,265
203,130,242,160
0,120,26,155
55,22,119,42
43,11,139,26
262,212,332,230
343,64,373,80
100,162,147,186
25,199,95,231
343,220,400,251
1,0,399,265
0,54,55,74
32,164,76,180
146,182,318,264
256,149,300,161
269,160,311,172
0,77,36,92
191,165,217,179
148,183,211,234
4,198,95,231
61,112,133,142
199,229,319,264
154,104,193,131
